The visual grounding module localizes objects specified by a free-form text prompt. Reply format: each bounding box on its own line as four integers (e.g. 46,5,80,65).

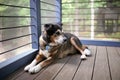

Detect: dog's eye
55,31,60,35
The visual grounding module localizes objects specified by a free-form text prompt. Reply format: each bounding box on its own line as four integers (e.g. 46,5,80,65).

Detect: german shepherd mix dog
24,23,91,73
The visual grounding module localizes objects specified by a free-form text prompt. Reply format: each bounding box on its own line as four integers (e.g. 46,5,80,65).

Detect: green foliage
112,1,120,7
0,0,30,27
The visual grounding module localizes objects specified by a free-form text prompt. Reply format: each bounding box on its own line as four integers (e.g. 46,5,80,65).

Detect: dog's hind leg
70,37,87,59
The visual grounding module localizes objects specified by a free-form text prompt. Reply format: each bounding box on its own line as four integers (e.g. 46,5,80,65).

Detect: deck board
53,54,81,80
5,45,120,80
15,67,45,80
35,56,70,80
107,47,120,80
116,47,120,56
92,46,111,80
73,46,96,80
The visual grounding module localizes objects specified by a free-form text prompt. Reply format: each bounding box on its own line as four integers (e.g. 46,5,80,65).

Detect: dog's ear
60,23,63,26
57,23,63,26
44,24,50,28
56,23,63,31
44,23,53,31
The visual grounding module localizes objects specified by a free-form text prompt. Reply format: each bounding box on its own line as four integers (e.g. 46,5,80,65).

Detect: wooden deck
5,45,120,80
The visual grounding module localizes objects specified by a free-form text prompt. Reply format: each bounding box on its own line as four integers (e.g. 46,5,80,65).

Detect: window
62,0,120,41
0,0,32,62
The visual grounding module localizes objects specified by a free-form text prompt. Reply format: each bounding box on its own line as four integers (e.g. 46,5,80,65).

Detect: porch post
30,0,41,49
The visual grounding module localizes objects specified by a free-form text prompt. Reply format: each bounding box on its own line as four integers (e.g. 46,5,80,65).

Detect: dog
24,23,91,73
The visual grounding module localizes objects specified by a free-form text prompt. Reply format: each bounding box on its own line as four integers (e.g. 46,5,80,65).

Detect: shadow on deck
5,45,120,80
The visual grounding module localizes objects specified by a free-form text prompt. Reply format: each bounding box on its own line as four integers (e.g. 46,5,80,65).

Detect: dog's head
44,23,66,46
44,23,62,36
49,29,67,46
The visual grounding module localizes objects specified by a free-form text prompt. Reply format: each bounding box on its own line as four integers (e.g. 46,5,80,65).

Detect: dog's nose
63,38,67,42
64,39,66,42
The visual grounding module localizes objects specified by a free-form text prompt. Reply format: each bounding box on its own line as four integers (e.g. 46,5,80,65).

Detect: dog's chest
41,49,50,58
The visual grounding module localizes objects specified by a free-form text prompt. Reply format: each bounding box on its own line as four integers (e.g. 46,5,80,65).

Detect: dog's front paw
28,65,41,74
24,64,32,71
24,60,37,72
84,49,91,56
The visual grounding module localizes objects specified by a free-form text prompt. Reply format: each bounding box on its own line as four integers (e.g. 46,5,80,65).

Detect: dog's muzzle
63,37,67,43
63,38,67,42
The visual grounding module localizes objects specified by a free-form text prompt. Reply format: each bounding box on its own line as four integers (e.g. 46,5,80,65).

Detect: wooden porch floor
5,45,120,80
